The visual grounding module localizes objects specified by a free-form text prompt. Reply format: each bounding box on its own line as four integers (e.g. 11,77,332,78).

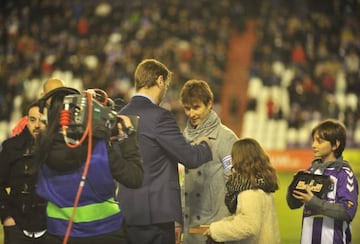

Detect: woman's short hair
179,79,213,106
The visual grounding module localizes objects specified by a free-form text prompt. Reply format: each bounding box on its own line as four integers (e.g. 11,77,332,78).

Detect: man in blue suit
118,59,213,244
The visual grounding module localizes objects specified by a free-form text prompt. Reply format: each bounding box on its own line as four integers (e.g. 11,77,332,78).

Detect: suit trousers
126,222,175,244
45,225,127,244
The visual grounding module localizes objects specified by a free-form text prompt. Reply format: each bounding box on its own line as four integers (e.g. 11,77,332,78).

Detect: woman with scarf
204,138,281,244
179,79,238,244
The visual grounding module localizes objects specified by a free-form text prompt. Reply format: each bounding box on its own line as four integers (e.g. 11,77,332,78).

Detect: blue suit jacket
118,95,212,225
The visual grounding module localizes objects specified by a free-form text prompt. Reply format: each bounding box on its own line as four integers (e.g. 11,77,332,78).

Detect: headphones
38,87,80,113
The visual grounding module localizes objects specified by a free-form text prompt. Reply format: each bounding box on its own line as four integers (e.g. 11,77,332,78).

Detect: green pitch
1,172,359,243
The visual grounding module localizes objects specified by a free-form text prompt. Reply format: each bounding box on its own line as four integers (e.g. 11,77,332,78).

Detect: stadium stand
0,0,359,149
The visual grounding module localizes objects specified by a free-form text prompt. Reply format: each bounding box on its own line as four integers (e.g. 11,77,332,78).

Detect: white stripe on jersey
301,217,313,244
322,217,335,243
302,216,349,244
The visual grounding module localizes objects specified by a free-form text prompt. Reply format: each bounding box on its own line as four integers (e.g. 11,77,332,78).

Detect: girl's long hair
231,138,279,192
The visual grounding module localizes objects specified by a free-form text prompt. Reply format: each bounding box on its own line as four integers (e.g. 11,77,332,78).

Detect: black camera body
289,171,333,199
38,87,134,140
63,92,118,139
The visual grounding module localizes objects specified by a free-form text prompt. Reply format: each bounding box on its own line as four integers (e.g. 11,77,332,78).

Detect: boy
286,119,358,244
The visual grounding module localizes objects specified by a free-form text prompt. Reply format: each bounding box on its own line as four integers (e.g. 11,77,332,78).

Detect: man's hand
175,225,182,244
117,115,133,135
194,137,213,147
3,217,16,226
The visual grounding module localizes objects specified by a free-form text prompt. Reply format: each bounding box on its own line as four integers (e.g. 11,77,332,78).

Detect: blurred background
0,0,359,243
0,0,359,149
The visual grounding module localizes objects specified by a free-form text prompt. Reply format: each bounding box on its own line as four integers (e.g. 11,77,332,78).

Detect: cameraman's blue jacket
36,140,123,237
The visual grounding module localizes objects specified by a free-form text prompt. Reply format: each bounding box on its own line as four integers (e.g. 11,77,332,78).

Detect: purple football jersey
300,165,358,244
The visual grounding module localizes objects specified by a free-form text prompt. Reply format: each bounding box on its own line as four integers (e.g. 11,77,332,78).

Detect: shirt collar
133,93,156,104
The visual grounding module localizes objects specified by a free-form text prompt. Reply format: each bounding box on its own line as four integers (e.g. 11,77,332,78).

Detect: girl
205,138,280,244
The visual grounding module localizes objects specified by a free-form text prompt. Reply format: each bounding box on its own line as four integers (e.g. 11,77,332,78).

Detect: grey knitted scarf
183,110,219,141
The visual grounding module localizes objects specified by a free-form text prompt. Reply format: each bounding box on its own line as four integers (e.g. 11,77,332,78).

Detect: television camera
38,87,135,142
60,89,135,140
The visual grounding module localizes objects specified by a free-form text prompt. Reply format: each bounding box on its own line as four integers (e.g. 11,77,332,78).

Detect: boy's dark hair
311,119,347,158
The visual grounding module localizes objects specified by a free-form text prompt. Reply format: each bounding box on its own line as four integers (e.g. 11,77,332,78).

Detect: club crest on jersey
346,201,354,209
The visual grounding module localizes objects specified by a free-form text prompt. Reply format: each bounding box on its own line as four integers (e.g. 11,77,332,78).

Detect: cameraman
33,87,144,244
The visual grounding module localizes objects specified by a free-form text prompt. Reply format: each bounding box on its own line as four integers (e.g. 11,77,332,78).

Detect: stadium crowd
0,0,359,148
246,0,360,148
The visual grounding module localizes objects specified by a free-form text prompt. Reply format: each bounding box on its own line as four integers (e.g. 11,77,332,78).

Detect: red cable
62,92,93,244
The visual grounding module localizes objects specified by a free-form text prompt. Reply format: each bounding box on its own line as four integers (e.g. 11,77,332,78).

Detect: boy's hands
292,184,314,203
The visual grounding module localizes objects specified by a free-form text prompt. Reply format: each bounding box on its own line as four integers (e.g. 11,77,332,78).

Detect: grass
275,172,302,244
1,172,359,243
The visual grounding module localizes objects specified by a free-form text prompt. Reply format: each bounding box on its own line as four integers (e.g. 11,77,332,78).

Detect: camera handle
111,115,138,141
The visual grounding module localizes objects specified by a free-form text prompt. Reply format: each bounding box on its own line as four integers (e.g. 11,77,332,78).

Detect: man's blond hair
40,78,65,97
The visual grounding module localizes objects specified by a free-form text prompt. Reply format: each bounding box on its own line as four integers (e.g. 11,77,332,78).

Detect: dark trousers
126,222,175,244
3,225,53,244
47,226,128,244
